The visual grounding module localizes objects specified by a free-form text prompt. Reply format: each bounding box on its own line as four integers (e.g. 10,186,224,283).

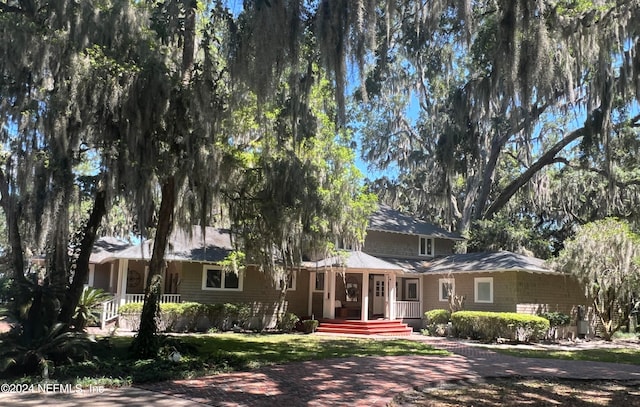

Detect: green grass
9,333,446,386
494,347,640,365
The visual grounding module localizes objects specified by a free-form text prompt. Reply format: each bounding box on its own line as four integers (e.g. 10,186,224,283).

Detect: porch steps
316,319,413,336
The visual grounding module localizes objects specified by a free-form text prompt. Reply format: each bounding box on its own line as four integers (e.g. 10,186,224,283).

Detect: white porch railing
125,294,181,304
100,298,120,330
395,301,421,319
160,294,181,303
100,294,181,330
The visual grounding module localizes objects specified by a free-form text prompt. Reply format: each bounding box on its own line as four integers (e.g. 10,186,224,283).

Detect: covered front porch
91,258,181,329
307,251,422,322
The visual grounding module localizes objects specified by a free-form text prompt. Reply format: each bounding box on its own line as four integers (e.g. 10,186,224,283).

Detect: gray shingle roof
381,251,556,274
308,251,554,274
368,204,464,240
90,237,134,264
100,227,233,263
308,251,405,271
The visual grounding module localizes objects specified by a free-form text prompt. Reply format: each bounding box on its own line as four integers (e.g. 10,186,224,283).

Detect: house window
313,271,325,292
438,278,454,302
405,279,419,301
202,266,242,291
279,271,297,291
419,236,434,256
474,277,493,303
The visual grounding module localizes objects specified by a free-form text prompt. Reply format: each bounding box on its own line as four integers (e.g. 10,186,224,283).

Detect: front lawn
392,378,640,406
493,347,640,365
24,333,447,386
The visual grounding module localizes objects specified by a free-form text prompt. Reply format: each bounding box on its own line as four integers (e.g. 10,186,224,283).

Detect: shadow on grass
14,333,447,386
392,378,640,407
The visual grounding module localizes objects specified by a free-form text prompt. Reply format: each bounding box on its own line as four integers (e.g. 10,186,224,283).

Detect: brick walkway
137,336,640,407
2,334,640,406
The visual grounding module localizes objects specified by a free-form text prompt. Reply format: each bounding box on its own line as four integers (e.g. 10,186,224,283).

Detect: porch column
307,271,314,316
87,264,95,287
419,275,424,319
328,269,336,319
389,273,397,320
117,259,129,306
109,262,115,292
361,271,369,321
321,269,337,319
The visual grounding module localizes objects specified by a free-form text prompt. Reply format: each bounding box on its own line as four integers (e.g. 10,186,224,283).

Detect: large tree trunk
131,0,196,359
0,168,29,288
131,176,176,358
57,188,108,327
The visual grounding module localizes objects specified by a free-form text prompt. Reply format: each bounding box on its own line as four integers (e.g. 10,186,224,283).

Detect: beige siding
364,230,455,258
516,273,588,316
178,263,311,318
92,264,112,292
422,271,589,316
423,272,516,312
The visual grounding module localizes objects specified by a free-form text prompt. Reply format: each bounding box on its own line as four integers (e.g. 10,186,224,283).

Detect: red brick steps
317,319,414,336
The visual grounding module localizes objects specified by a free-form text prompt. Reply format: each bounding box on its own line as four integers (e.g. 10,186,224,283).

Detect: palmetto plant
0,323,93,379
73,287,111,331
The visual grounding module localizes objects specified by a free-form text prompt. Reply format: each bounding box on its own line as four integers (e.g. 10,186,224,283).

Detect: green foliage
2,333,447,385
219,251,246,275
0,323,94,379
225,70,377,277
120,302,252,333
541,312,571,328
425,309,451,325
277,312,299,333
494,347,640,366
470,216,552,259
424,309,451,337
451,311,550,343
301,319,319,334
553,218,640,340
73,288,111,331
0,275,13,303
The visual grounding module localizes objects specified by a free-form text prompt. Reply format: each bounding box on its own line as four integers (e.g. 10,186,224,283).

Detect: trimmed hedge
119,302,252,332
425,309,451,325
451,311,550,342
423,309,452,337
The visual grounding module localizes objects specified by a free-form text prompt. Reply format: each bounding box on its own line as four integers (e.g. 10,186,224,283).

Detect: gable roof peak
368,204,464,240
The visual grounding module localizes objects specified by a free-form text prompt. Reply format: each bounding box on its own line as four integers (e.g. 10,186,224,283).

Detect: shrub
541,312,571,327
425,309,451,325
423,309,451,337
73,288,111,331
302,319,318,334
451,311,550,342
0,323,93,379
541,311,571,340
277,312,300,333
117,302,252,333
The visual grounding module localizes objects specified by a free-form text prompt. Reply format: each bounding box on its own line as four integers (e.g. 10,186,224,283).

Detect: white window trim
201,266,243,291
313,271,325,292
404,278,419,301
474,277,494,303
280,271,297,291
419,236,434,257
438,278,455,302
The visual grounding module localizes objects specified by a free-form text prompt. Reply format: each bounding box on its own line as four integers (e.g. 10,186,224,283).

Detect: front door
372,275,385,316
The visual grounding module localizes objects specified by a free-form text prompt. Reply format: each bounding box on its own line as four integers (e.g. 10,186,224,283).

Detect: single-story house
87,205,589,334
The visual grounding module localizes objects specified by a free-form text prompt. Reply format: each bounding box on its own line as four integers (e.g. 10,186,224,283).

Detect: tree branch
484,126,586,219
